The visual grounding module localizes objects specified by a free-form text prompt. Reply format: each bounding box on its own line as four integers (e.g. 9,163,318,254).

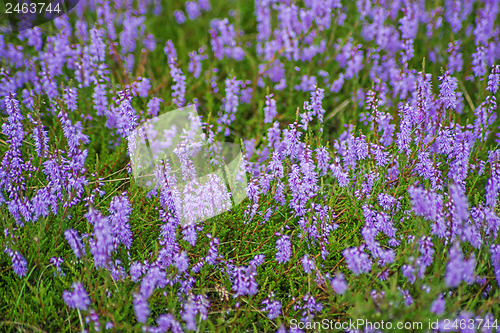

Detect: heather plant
0,0,499,332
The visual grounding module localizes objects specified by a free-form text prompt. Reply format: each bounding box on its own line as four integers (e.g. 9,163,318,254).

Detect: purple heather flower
5,248,28,277
331,272,348,294
218,76,241,135
342,246,372,275
486,65,500,94
250,254,265,267
430,293,445,315
330,73,345,93
188,49,207,79
63,87,78,112
31,125,49,158
263,94,277,124
261,293,281,320
86,209,113,269
400,288,413,307
198,0,211,11
92,83,108,117
140,266,166,299
232,265,258,297
205,235,220,265
182,222,197,246
445,242,476,288
168,57,186,108
164,40,177,60
63,282,91,310
295,75,317,92
50,257,65,276
174,10,186,24
471,45,487,78
402,264,416,284
108,193,133,249
115,89,138,138
174,251,189,273
147,97,163,118
417,236,434,278
185,1,201,20
144,34,156,51
181,294,209,331
133,293,150,323
275,235,291,263
130,261,144,283
131,77,151,98
408,187,443,222
439,73,462,110
210,19,245,61
447,41,463,74
64,229,87,258
301,254,315,274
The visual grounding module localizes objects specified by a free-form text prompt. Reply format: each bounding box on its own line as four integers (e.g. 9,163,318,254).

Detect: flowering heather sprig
4,247,28,277
210,19,244,61
275,234,291,263
261,293,281,320
174,10,186,24
163,40,177,60
342,245,372,275
447,41,463,74
439,73,462,111
185,1,201,20
399,288,414,307
64,229,86,258
471,45,487,78
63,87,78,111
486,65,500,94
401,264,416,284
108,193,133,250
218,76,241,136
1,93,26,196
58,110,90,155
263,93,277,123
301,254,315,273
205,234,220,265
416,236,434,278
198,0,211,11
408,187,443,222
116,89,138,138
147,97,163,118
181,294,209,331
294,293,323,323
140,266,167,299
430,293,445,315
168,57,186,108
188,48,207,79
445,242,476,288
133,293,150,323
232,265,258,297
50,257,65,277
130,261,145,283
63,282,91,310
130,77,151,98
86,209,113,269
330,272,348,294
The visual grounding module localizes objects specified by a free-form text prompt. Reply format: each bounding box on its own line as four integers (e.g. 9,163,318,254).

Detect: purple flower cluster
63,282,91,311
